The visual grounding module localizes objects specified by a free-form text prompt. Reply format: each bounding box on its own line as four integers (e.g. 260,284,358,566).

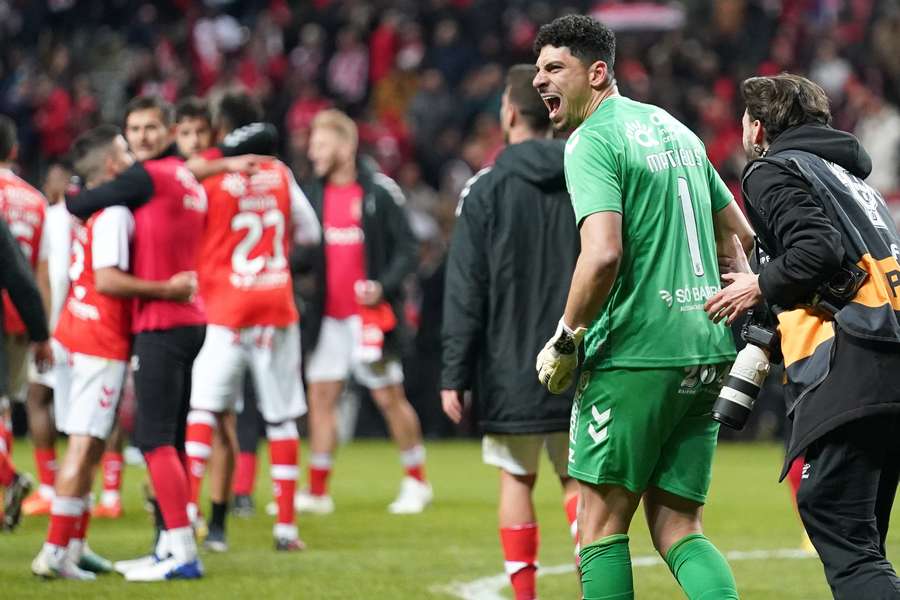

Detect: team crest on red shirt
222,172,247,197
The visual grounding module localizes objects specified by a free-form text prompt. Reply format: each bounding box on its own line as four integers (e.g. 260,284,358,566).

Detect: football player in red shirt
0,116,55,515
298,110,432,515
32,125,196,580
184,91,320,552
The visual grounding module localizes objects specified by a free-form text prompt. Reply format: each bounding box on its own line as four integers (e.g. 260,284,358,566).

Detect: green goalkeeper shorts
567,363,729,504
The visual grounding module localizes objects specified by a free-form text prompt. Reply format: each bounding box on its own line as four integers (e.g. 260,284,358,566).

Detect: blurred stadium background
2,0,900,597
4,0,900,441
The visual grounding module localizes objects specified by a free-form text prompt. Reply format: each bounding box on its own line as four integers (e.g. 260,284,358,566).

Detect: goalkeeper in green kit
532,15,754,600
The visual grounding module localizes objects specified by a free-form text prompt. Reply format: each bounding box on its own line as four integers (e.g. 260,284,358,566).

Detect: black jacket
742,124,900,477
295,164,418,355
441,139,578,434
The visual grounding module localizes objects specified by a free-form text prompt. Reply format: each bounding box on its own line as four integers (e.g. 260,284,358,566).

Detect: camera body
712,318,780,430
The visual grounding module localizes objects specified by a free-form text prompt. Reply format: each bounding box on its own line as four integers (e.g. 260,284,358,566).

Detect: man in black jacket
297,109,430,515
0,214,52,530
441,65,580,599
706,73,900,599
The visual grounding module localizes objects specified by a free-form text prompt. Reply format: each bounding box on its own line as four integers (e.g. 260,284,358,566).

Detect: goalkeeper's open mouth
541,93,562,120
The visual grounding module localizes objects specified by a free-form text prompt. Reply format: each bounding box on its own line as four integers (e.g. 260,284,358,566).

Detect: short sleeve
565,129,623,225
287,168,321,245
707,160,734,213
91,206,134,271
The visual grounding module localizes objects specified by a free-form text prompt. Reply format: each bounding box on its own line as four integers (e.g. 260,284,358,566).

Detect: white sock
101,490,120,506
38,484,55,499
399,445,425,468
309,452,333,470
167,526,197,563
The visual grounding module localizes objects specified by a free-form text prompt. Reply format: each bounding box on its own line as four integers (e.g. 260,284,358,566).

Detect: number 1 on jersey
677,176,704,277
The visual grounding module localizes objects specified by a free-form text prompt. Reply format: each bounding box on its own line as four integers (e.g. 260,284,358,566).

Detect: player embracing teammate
183,91,320,552
63,97,209,581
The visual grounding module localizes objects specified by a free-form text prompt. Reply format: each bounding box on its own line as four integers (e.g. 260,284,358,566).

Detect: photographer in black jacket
441,65,580,598
705,73,900,599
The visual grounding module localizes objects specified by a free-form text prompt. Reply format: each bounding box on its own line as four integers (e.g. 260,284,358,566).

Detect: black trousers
132,326,206,452
797,414,900,599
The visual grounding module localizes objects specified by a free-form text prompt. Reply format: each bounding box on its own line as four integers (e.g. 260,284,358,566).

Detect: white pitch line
432,548,816,600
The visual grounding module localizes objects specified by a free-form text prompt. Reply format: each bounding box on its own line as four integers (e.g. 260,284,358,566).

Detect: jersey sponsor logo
66,297,100,321
679,364,720,393
625,120,659,148
659,289,674,308
324,225,365,245
658,285,719,312
222,173,247,197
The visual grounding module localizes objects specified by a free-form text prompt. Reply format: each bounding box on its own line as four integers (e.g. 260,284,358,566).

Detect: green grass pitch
2,439,897,598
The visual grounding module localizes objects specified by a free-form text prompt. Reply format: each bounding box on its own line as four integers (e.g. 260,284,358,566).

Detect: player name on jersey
645,146,706,174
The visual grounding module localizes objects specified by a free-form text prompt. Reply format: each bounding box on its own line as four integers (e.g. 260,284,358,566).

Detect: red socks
144,446,190,530
184,410,215,506
267,423,299,530
233,451,258,496
71,498,92,544
0,419,14,486
47,496,84,548
500,523,539,600
34,447,57,491
100,451,123,500
308,453,332,497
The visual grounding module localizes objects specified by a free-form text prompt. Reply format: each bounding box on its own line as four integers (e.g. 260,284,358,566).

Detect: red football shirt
54,207,132,361
130,157,207,333
323,182,366,319
199,159,300,328
0,168,47,335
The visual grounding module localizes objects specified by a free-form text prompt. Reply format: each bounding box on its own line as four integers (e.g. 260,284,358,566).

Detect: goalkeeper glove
536,318,587,394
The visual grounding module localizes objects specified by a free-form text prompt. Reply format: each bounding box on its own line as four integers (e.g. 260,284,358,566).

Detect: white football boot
388,477,433,514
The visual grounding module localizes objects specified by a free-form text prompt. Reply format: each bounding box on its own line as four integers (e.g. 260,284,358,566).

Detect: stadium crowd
0,0,899,594
3,0,899,441
3,0,900,221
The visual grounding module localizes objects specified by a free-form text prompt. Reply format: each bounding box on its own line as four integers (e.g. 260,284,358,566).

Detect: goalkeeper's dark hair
506,64,550,132
124,95,174,127
71,124,121,182
215,91,263,132
532,14,616,71
175,96,211,125
0,114,17,162
742,74,831,144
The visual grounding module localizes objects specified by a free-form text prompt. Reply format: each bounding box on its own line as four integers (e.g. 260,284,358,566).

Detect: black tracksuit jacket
441,139,579,434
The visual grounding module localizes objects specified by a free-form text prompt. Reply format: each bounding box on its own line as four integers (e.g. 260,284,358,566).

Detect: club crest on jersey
222,173,247,197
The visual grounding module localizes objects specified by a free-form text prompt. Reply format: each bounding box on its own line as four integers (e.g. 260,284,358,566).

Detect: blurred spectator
326,27,369,114
852,85,900,196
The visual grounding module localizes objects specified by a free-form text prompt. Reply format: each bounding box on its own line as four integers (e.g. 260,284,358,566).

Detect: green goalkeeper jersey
564,96,736,369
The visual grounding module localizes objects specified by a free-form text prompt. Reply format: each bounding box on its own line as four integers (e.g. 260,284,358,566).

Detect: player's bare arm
713,201,755,274
537,211,621,394
35,258,51,320
563,212,623,330
94,267,197,302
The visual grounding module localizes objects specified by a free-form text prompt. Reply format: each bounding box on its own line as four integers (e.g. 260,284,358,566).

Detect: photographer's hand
705,272,762,325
